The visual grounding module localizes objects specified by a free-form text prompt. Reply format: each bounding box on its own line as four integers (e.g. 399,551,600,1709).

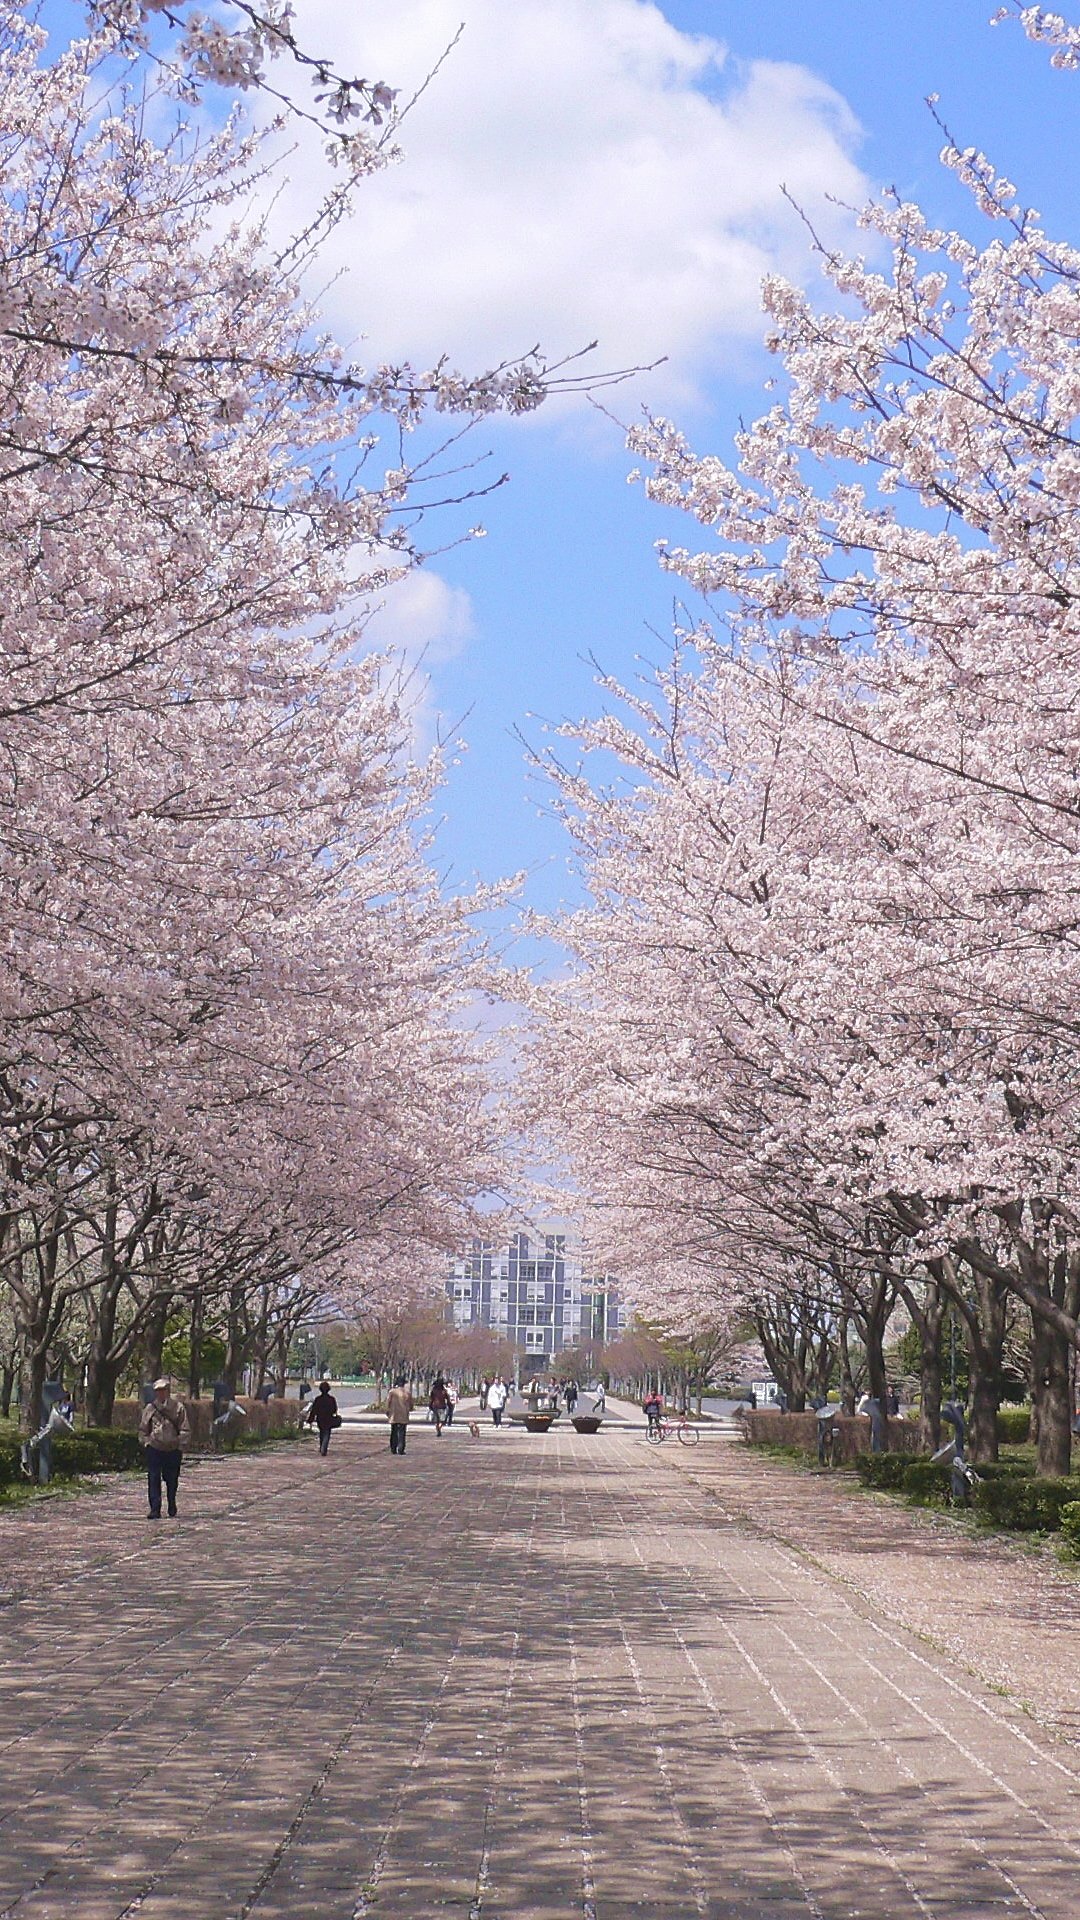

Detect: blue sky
354,0,1080,948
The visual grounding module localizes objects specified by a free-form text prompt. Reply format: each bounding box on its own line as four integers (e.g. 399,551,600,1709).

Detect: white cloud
359,563,476,749
363,565,475,669
278,0,869,407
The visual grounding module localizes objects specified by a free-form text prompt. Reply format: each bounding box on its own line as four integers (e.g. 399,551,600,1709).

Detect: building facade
446,1225,621,1369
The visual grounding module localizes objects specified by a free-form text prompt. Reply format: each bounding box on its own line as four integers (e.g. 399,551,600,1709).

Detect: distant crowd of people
124,1366,609,1515
373,1371,606,1455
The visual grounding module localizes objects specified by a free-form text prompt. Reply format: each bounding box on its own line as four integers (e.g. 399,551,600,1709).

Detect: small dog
468,1420,481,1439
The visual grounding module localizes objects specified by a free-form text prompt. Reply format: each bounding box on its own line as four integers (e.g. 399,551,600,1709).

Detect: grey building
446,1225,621,1368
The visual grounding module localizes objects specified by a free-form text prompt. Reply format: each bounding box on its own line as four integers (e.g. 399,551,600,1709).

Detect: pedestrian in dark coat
306,1380,339,1456
428,1376,450,1437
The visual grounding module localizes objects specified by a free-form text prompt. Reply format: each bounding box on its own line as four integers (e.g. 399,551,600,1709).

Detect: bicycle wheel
676,1422,700,1446
646,1424,663,1442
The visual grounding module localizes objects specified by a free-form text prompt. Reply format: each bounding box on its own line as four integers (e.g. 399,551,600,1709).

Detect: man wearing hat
138,1378,192,1519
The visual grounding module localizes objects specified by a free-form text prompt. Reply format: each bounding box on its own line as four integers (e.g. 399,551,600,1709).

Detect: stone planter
571,1416,603,1435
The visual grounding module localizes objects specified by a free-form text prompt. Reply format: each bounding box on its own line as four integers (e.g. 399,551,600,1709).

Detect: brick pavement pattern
2,1427,1080,1918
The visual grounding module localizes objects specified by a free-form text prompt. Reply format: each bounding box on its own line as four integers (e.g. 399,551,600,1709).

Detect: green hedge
855,1454,912,1491
900,1459,953,1503
0,1425,144,1490
52,1429,143,1475
973,1473,1080,1532
857,1438,1080,1529
1060,1501,1080,1555
855,1454,953,1502
996,1406,1032,1445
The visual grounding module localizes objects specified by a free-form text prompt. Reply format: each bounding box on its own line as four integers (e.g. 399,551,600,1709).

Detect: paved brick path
2,1426,1080,1918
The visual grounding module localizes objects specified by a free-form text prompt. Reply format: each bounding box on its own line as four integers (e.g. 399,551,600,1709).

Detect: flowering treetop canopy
92,0,400,168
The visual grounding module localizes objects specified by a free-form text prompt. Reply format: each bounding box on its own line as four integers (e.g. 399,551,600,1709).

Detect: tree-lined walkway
1,1428,1079,1917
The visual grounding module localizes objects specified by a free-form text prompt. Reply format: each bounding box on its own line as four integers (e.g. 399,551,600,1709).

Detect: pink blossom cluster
993,4,1080,70
88,0,400,163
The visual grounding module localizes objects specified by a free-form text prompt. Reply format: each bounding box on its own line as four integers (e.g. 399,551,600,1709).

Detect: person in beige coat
386,1378,414,1455
138,1379,191,1518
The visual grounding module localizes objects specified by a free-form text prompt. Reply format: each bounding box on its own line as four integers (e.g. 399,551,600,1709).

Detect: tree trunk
273,1328,288,1397
84,1353,122,1427
22,1341,48,1432
969,1359,1001,1464
0,1360,14,1418
838,1314,857,1415
918,1308,944,1455
85,1268,122,1426
1031,1311,1073,1477
903,1271,945,1453
222,1287,246,1397
141,1296,171,1385
853,1269,892,1451
946,1255,1008,1465
188,1289,204,1400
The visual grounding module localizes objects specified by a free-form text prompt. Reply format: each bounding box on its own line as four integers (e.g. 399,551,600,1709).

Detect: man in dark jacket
306,1380,339,1456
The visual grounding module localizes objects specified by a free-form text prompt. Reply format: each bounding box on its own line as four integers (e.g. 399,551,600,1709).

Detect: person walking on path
386,1377,413,1454
429,1376,450,1436
565,1380,579,1415
306,1380,339,1456
139,1379,191,1519
445,1380,457,1426
487,1378,507,1428
479,1379,490,1412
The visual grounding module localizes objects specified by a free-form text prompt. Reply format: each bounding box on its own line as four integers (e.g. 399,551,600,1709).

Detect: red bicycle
646,1417,700,1447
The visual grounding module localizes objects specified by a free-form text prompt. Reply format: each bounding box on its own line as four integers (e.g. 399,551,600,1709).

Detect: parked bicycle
645,1417,700,1447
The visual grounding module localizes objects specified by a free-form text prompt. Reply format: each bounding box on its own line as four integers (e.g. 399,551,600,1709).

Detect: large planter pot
521,1413,559,1433
571,1416,603,1435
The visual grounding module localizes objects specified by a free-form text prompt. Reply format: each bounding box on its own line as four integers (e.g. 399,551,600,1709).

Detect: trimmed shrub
900,1459,953,1503
0,1438,22,1487
743,1409,920,1462
112,1394,302,1450
0,1426,146,1490
91,1428,143,1469
1060,1501,1080,1556
54,1428,143,1474
996,1406,1032,1445
973,1473,1080,1532
972,1459,1028,1481
855,1454,912,1491
49,1434,102,1476
856,1454,954,1502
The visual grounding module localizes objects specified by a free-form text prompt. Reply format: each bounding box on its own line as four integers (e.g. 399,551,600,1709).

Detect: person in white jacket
487,1379,508,1427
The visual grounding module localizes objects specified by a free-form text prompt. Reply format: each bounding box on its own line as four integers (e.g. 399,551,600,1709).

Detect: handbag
331,1413,342,1429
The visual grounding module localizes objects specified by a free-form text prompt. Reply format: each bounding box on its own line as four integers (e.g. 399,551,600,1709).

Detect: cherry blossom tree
0,2,543,1426
528,9,1080,1475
